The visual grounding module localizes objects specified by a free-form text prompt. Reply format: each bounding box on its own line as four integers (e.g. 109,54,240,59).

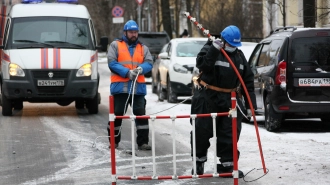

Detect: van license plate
299,78,330,86
37,80,64,86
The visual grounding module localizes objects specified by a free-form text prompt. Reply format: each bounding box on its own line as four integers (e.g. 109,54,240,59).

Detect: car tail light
275,61,286,85
278,106,289,110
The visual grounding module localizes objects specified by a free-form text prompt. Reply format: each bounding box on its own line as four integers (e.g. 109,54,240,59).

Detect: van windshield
7,17,93,50
291,37,330,66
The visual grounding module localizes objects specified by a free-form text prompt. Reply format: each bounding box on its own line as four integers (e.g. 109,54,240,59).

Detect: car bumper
271,87,330,113
170,81,192,95
2,69,98,101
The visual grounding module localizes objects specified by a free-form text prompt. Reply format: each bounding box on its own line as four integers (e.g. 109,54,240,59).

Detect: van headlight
76,63,92,77
9,63,25,77
173,63,188,74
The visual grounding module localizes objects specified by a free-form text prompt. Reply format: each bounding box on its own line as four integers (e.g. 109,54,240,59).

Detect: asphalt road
1,62,330,185
0,63,237,185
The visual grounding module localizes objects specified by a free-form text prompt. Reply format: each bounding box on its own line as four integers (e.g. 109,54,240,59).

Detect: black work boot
217,164,244,178
191,162,204,175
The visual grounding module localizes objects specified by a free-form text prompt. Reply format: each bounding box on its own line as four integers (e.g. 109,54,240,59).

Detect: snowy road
1,57,330,185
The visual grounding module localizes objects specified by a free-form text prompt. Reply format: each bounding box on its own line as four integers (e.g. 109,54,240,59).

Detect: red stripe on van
41,49,48,69
53,48,61,69
90,52,97,63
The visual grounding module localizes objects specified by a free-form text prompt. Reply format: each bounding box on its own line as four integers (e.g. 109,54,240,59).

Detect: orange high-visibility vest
111,41,145,83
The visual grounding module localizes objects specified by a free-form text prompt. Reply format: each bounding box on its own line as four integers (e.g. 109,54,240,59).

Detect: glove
127,70,138,80
133,66,143,74
246,109,252,120
212,39,224,50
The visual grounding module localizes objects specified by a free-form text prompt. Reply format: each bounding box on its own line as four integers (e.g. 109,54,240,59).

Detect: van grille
32,70,70,95
32,71,70,79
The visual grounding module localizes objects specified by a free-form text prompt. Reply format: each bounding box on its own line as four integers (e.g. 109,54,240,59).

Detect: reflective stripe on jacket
111,41,145,83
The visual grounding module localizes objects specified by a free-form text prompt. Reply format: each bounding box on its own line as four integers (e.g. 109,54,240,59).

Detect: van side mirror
96,36,109,52
0,45,4,49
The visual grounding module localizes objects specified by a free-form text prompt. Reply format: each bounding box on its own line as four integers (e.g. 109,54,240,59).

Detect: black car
249,27,330,132
138,31,170,78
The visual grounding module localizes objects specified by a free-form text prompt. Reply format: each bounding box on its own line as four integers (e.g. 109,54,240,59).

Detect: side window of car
249,44,263,73
268,40,283,65
257,43,271,67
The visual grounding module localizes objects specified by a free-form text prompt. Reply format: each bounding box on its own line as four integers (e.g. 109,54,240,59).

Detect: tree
303,0,315,27
161,0,173,39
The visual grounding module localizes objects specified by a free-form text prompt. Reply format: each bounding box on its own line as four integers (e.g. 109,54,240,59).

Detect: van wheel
14,100,23,110
75,100,85,109
2,93,12,116
87,93,99,114
264,94,283,132
166,76,177,103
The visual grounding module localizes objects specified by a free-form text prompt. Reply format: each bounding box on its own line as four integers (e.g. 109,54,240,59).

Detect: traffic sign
112,6,124,17
135,0,144,5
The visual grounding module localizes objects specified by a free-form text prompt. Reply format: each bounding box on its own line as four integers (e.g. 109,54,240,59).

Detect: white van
0,0,108,116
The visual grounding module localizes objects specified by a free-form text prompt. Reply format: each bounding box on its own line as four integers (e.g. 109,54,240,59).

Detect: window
176,40,205,57
257,43,270,67
268,40,283,65
8,17,93,49
291,37,330,66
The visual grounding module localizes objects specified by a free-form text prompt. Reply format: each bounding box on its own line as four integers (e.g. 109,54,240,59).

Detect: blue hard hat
221,25,242,47
123,20,139,31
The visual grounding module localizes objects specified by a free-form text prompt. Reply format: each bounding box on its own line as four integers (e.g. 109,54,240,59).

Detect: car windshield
291,37,330,66
176,40,205,57
7,17,93,50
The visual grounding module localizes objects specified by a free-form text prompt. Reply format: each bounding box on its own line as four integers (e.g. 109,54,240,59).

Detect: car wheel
166,76,177,103
157,80,164,102
264,94,283,132
2,93,13,116
151,76,157,94
75,100,85,109
87,93,99,114
13,100,23,110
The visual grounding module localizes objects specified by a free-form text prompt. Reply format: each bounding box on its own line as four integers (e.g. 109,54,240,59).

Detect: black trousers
107,93,149,146
190,88,242,163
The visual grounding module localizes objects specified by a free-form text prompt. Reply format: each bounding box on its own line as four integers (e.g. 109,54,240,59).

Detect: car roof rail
273,26,297,33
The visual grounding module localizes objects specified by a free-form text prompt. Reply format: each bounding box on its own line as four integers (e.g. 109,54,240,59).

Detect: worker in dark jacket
190,25,257,177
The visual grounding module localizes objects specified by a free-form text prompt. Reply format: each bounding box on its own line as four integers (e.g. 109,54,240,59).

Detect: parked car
191,41,258,95
248,26,330,132
138,31,170,78
151,43,168,93
151,37,208,103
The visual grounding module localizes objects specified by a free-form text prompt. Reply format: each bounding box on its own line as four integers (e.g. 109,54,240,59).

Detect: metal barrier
109,92,240,185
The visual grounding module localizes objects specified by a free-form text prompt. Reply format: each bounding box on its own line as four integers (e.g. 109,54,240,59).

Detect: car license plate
37,80,64,86
298,78,330,86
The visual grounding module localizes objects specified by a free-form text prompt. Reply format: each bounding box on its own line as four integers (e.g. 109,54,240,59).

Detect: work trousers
107,93,149,146
190,88,242,163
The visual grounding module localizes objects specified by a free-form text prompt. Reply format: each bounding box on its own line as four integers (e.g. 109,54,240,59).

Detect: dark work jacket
196,40,257,111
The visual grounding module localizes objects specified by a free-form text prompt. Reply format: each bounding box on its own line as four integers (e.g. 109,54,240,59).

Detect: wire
114,70,141,137
147,96,192,115
242,168,269,182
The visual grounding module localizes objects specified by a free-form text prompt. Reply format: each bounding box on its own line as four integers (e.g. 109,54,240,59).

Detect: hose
184,12,267,173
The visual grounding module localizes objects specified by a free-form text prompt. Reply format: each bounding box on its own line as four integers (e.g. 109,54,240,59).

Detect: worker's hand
212,39,224,50
127,70,138,80
133,66,143,74
246,109,252,120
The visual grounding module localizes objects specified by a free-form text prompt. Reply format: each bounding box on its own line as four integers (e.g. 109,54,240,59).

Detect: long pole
138,5,141,29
